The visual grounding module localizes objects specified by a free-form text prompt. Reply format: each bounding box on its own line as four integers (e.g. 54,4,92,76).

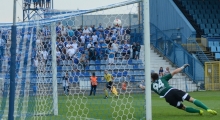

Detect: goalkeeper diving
103,70,118,99
139,64,217,115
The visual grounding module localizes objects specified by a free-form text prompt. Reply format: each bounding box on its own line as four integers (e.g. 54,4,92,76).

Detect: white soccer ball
113,19,122,27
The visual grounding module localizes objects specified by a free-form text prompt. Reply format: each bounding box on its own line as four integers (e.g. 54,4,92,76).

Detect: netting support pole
143,0,152,120
51,22,58,115
8,0,17,120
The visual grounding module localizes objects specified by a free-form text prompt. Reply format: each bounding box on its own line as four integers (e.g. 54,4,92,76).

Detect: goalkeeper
103,70,118,99
141,64,217,115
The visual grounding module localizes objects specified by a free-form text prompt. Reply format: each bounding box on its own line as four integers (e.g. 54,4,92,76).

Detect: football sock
111,86,118,96
104,89,108,97
185,107,200,113
193,99,208,110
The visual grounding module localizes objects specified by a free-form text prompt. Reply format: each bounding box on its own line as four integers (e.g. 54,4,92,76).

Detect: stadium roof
0,0,141,28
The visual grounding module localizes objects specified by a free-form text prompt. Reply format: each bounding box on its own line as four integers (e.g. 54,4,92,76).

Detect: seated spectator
164,67,170,76
83,26,90,34
87,41,92,49
97,23,104,32
0,38,5,58
33,0,38,8
57,40,65,52
132,42,137,59
88,44,96,61
104,28,110,38
105,34,111,44
98,34,104,42
136,42,141,59
107,45,115,65
61,26,67,36
67,26,74,37
92,25,96,32
112,40,119,58
65,40,72,49
125,27,131,40
78,43,85,54
159,67,164,78
34,57,39,70
40,49,48,65
56,47,61,65
61,48,67,60
119,26,124,40
79,53,87,71
67,46,76,59
46,0,51,8
121,40,131,60
71,40,78,50
94,43,101,60
80,33,85,44
92,32,98,43
100,41,108,59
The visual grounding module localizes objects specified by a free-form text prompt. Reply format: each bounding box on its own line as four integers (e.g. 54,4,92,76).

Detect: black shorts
164,89,190,109
106,81,113,89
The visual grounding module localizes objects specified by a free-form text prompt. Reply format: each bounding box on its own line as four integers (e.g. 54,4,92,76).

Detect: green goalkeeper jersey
151,74,173,97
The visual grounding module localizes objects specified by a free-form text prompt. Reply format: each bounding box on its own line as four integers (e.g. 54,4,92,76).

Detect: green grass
11,91,220,120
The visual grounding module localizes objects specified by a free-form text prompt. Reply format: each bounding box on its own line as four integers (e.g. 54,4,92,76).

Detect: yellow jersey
104,74,113,82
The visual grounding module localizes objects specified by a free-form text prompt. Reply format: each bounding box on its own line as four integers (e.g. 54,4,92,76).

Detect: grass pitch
14,91,220,120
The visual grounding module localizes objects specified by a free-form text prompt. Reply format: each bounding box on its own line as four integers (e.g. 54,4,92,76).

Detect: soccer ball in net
113,19,122,27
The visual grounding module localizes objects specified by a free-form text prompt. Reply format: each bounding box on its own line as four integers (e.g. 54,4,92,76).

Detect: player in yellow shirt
103,70,118,99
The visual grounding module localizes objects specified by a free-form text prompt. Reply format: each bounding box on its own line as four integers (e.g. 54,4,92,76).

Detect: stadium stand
173,0,220,63
174,0,220,37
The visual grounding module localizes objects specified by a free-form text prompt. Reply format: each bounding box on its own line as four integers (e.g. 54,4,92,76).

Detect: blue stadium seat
203,14,208,19
202,19,207,24
189,10,194,15
211,46,217,52
194,10,200,14
95,65,100,70
213,19,219,24
200,24,205,29
217,46,220,52
200,10,206,14
123,71,128,76
95,60,101,64
89,61,95,64
211,10,217,14
206,10,211,14
215,53,220,59
208,19,213,24
216,29,220,33
204,29,209,34
206,24,211,29
89,66,95,70
196,19,201,24
196,5,202,9
211,24,217,29
210,29,216,34
185,5,191,10
201,5,207,9
214,41,219,46
210,14,215,19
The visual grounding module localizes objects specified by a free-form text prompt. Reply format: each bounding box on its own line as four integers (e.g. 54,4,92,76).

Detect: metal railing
150,23,204,82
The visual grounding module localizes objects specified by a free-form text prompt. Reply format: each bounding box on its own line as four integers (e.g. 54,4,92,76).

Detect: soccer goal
1,0,152,120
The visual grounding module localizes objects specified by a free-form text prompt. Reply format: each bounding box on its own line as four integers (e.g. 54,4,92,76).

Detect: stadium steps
140,45,197,92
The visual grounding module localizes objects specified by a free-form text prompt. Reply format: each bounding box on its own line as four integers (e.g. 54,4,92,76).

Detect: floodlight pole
8,0,17,120
143,0,152,120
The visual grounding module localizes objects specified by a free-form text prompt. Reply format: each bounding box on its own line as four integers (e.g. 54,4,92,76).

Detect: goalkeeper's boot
199,110,204,116
207,109,217,115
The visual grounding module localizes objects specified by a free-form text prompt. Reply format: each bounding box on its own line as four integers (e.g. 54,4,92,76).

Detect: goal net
0,0,146,120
